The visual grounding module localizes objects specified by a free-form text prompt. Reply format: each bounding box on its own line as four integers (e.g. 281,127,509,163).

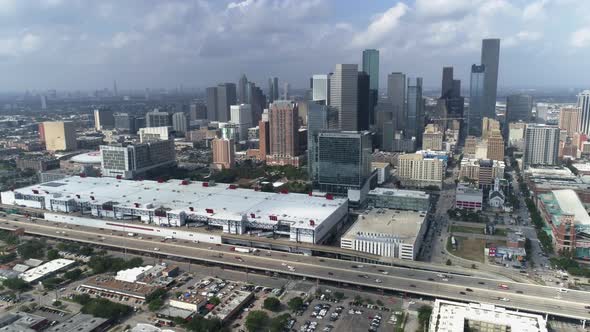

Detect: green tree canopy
263,297,281,312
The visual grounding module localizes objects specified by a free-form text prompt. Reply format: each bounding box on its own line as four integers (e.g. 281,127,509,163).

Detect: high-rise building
362,49,379,91
397,153,445,189
482,117,501,139
468,64,486,136
267,101,300,167
40,95,47,110
100,140,175,179
330,64,358,131
283,82,290,100
211,138,235,170
113,80,118,97
559,107,581,137
452,79,461,98
146,110,170,128
94,108,115,131
189,103,207,121
577,90,590,135
481,38,500,120
422,124,443,151
506,94,533,124
307,102,339,183
387,72,406,129
172,112,189,135
273,77,279,102
523,124,560,167
441,67,454,98
375,102,395,150
206,87,218,121
312,74,331,104
216,83,237,122
258,119,270,161
238,74,248,103
508,122,526,149
230,104,252,141
42,121,77,152
406,77,424,141
357,71,370,131
114,113,137,132
486,134,505,161
138,127,171,143
317,131,372,195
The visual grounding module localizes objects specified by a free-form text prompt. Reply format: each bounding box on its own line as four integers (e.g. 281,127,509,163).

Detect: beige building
267,101,301,167
464,136,477,155
212,138,235,170
422,124,443,151
482,117,500,139
486,134,505,161
397,154,444,189
41,121,77,151
558,107,580,137
508,122,526,149
459,158,505,187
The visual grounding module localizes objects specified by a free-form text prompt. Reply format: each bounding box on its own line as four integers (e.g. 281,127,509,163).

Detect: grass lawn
450,225,484,234
449,236,485,263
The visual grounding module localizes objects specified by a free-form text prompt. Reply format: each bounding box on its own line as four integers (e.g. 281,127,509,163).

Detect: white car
499,297,510,302
153,247,160,251
375,279,382,283
558,288,568,293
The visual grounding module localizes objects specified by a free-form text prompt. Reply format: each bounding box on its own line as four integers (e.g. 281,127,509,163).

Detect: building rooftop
456,183,483,196
81,275,159,299
205,290,253,322
368,188,430,200
47,313,108,332
69,151,102,165
10,176,346,231
429,299,547,332
342,209,427,245
546,189,590,226
20,259,75,283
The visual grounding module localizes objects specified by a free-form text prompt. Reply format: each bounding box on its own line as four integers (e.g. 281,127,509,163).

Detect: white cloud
0,0,17,15
20,33,41,52
109,31,143,49
227,0,254,10
415,0,479,18
351,3,408,48
144,2,192,31
523,0,547,21
571,27,590,48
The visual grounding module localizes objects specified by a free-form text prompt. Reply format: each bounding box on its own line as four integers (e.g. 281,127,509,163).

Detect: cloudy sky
0,0,589,91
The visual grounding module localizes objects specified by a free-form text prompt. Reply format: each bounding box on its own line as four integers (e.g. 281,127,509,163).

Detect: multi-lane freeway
1,216,589,321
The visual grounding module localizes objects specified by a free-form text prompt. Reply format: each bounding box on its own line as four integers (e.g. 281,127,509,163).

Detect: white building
2,176,348,244
578,90,590,135
20,259,75,283
523,124,560,167
230,104,252,141
340,209,427,260
429,299,547,332
172,112,188,135
397,153,445,189
138,126,171,143
312,74,330,104
115,266,153,283
508,122,526,149
100,140,176,179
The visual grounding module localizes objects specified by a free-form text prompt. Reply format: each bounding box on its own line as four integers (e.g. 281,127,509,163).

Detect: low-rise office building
20,258,75,283
340,208,428,260
455,183,483,211
428,299,547,332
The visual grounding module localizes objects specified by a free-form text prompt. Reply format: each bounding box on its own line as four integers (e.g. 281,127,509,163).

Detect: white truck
127,232,136,237
232,247,252,253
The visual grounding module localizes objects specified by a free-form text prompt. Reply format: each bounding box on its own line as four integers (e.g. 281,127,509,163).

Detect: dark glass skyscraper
362,49,379,91
387,72,406,130
216,83,237,122
481,38,500,119
357,71,370,131
506,94,533,123
206,87,218,121
441,67,454,98
307,102,338,184
469,64,486,136
406,77,423,141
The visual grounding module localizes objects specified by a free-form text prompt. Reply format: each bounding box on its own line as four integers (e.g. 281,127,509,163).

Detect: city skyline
0,0,589,91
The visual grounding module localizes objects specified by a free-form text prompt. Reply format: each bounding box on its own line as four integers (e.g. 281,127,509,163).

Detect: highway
2,216,590,321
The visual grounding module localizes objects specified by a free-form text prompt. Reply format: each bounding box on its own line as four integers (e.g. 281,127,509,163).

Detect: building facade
481,38,500,120
330,64,358,131
506,94,533,124
100,140,176,179
212,138,235,170
94,108,115,131
230,104,252,141
559,107,580,137
577,90,590,135
468,64,486,136
172,112,189,135
397,153,444,189
146,110,170,128
268,101,300,166
42,121,77,151
523,124,560,167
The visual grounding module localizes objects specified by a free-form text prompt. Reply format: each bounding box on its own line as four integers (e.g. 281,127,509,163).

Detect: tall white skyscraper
577,90,590,135
230,104,252,141
330,64,358,131
312,74,330,104
523,124,560,167
40,95,47,110
172,112,188,135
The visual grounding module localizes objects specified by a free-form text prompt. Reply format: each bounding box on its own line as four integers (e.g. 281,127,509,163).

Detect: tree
3,278,29,292
287,297,303,311
376,299,384,306
245,310,269,332
417,305,433,328
184,316,228,332
471,264,477,269
333,292,344,301
354,295,363,304
209,296,221,306
263,297,281,312
17,240,45,259
446,259,452,266
64,268,83,281
72,294,91,305
269,313,291,332
148,298,164,312
80,298,131,320
46,249,60,260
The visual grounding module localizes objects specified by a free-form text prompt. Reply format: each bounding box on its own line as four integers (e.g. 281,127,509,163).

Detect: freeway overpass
1,217,589,322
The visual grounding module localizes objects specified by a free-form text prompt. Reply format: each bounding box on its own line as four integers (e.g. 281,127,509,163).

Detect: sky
0,0,589,91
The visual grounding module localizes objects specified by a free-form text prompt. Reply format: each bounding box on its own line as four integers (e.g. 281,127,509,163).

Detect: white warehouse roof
20,259,75,283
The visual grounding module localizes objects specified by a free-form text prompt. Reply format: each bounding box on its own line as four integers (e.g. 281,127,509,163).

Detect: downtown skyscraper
469,64,486,136
362,49,379,126
330,64,358,131
481,38,500,120
406,77,424,142
578,90,590,135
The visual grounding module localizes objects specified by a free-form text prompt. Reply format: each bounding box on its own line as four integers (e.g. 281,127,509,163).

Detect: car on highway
465,288,473,292
498,284,509,290
375,279,382,283
499,297,510,302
